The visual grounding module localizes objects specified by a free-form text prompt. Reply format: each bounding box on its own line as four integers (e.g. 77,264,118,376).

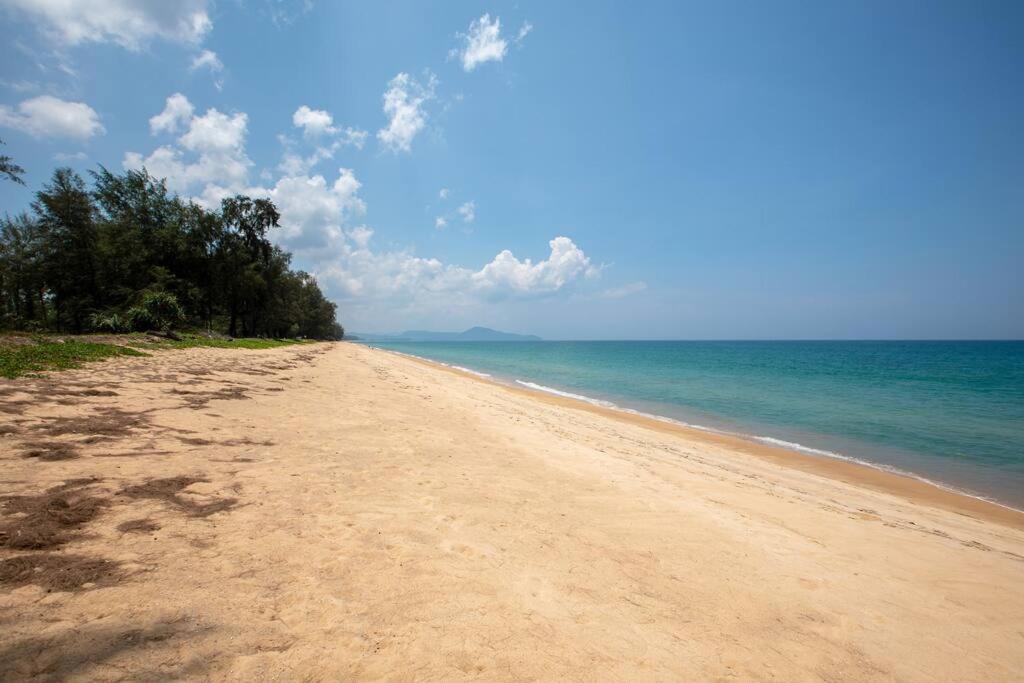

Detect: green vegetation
147,334,308,350
0,149,335,378
0,139,25,186
0,333,310,378
0,164,344,339
126,291,186,333
0,339,147,379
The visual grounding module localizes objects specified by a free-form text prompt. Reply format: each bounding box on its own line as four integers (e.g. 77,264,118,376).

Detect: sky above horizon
1,0,1022,339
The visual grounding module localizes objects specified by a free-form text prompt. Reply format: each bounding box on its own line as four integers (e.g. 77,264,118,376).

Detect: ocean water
366,340,1024,509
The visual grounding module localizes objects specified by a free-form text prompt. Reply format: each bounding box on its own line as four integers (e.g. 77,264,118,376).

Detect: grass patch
0,333,312,378
159,335,308,350
0,341,148,379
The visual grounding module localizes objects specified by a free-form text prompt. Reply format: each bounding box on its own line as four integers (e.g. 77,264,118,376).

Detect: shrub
88,312,129,333
127,292,185,332
126,306,153,332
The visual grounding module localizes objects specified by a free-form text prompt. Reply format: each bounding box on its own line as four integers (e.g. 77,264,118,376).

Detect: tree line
0,156,343,340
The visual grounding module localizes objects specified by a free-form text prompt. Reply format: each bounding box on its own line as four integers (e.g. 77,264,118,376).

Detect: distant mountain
352,326,541,342
457,326,543,342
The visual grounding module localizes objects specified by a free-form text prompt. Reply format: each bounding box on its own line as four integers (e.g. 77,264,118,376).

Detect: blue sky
1,1,1021,339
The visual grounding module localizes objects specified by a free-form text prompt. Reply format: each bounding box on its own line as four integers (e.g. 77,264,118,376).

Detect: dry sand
1,341,1022,681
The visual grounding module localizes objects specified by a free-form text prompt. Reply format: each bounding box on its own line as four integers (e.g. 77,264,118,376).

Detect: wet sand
1,341,1022,680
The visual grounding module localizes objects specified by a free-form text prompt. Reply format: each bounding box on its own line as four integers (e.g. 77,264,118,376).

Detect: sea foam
514,380,618,408
452,365,491,378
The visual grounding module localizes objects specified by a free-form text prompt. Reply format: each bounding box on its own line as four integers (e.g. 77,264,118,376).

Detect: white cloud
190,49,224,89
293,105,336,137
245,177,594,308
258,168,366,249
432,196,472,230
149,93,194,134
130,94,366,217
179,108,248,153
377,71,436,153
281,105,366,173
331,167,362,205
278,122,366,176
516,21,533,44
458,14,508,71
457,201,475,223
348,226,373,249
124,143,250,199
123,93,600,316
0,95,104,140
318,234,596,304
2,0,212,50
190,49,222,72
126,94,251,202
339,127,368,149
471,237,595,296
278,148,330,176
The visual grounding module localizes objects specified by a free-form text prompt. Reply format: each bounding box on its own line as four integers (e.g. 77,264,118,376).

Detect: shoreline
371,344,1024,530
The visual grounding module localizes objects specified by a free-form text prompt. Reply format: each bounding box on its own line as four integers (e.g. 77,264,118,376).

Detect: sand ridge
1,342,1022,680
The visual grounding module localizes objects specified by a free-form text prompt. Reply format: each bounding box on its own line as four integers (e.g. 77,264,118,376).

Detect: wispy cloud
190,49,224,89
516,21,533,44
599,282,647,299
54,150,88,161
3,0,212,51
457,200,475,223
0,79,43,94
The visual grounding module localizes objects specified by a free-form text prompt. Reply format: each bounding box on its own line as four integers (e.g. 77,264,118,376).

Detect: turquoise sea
366,341,1024,509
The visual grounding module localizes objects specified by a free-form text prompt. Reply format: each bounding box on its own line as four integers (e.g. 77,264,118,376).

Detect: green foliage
0,340,147,379
87,311,129,333
159,335,308,350
126,291,185,332
0,166,344,339
124,306,153,332
31,168,100,333
0,138,25,185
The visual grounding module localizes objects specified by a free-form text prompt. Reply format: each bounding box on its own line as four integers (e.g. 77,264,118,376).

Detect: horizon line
350,336,1024,343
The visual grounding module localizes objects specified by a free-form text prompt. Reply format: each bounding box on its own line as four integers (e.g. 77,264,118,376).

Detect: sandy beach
1,341,1023,680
